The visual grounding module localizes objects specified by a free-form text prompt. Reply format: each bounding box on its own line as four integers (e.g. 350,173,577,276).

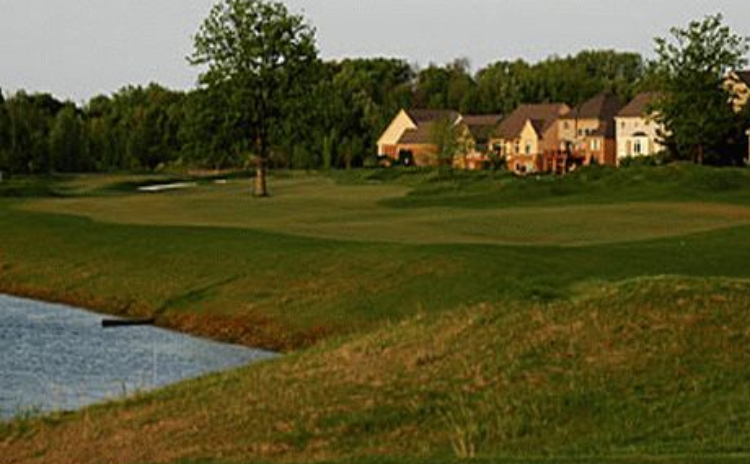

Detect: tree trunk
253,157,268,197
697,145,705,165
254,124,269,197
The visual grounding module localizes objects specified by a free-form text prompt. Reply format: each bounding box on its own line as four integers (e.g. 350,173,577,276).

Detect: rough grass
375,163,750,209
3,277,750,464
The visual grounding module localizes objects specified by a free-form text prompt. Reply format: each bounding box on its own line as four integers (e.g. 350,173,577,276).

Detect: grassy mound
1,168,750,352
373,164,750,209
2,277,750,464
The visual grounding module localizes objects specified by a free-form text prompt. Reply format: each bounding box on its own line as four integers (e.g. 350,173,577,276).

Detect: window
590,139,600,151
634,140,643,155
514,142,520,154
525,143,532,155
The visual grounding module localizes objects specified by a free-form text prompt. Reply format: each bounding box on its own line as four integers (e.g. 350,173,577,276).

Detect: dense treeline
0,50,652,175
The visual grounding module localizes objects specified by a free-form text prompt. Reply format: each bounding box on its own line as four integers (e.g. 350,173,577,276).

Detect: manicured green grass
1,166,750,464
2,171,750,348
19,166,750,246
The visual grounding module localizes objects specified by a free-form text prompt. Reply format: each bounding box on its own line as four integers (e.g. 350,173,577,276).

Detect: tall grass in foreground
4,277,750,464
431,277,750,459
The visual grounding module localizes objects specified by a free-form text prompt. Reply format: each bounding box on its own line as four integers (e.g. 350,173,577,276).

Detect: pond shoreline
0,281,322,353
0,293,277,420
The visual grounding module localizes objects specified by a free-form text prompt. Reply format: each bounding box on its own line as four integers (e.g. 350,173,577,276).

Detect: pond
0,294,277,420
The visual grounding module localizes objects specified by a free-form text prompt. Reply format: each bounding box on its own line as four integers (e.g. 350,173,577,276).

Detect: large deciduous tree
653,14,749,164
189,0,319,197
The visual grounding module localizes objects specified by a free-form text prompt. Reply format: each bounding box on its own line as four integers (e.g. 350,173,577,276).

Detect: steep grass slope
2,278,750,464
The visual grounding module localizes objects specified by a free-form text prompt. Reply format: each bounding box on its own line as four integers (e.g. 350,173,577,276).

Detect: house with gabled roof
559,92,623,167
489,103,570,174
453,114,504,170
615,92,665,162
377,109,460,166
378,109,503,169
723,72,750,163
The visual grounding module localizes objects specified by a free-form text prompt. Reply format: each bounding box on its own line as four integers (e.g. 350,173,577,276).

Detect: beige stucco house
723,72,750,163
378,109,502,169
615,93,665,162
559,93,623,167
377,109,459,166
490,103,570,175
724,71,750,113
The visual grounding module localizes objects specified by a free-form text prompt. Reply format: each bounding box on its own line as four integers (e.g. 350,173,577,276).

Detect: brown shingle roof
405,109,460,124
617,92,661,118
734,70,750,86
462,114,503,127
563,92,624,121
462,114,503,142
397,124,436,145
396,108,461,145
494,104,569,139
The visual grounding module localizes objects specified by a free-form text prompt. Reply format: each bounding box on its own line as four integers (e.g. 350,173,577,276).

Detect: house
724,70,750,113
453,114,504,170
614,92,665,162
489,103,570,175
377,109,459,166
558,93,623,167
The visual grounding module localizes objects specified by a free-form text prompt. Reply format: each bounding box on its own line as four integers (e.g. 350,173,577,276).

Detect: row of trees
0,0,747,185
0,51,649,176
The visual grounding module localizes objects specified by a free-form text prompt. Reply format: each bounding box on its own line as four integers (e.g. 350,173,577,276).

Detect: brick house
453,114,504,170
559,93,623,167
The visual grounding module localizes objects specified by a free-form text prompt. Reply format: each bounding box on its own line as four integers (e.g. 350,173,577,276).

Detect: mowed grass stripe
2,196,750,350
20,175,750,246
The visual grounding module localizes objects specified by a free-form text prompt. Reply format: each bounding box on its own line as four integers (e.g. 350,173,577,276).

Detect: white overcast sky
1,0,749,102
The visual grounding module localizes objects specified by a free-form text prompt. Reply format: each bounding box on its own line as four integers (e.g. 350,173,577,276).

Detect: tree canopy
189,0,320,196
0,10,747,176
653,14,750,164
